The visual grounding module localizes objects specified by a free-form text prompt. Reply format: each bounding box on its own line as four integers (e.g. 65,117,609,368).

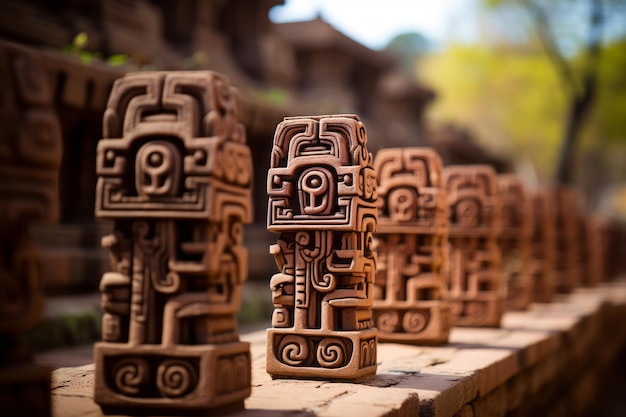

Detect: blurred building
0,0,507,290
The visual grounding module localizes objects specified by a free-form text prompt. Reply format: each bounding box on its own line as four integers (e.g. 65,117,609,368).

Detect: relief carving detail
94,71,252,415
372,148,451,344
443,165,504,327
266,115,378,381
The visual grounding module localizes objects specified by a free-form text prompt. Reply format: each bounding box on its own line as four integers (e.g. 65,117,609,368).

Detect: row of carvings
1,60,623,416
91,71,618,415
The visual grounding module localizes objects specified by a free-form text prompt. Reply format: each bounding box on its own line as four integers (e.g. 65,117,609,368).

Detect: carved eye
388,188,415,221
135,141,181,197
298,167,335,215
455,199,480,226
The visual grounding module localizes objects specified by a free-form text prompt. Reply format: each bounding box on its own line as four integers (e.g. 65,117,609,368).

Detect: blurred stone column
0,40,63,417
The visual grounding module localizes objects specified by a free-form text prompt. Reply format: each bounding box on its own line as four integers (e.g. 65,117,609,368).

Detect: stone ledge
50,280,626,417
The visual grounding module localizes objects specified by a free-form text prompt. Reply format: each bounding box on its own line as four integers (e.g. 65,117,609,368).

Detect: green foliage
62,32,128,67
421,43,566,180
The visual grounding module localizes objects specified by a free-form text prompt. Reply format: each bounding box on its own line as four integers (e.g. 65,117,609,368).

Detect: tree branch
519,0,580,97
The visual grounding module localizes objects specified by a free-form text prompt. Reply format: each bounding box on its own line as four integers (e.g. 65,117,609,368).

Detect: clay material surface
266,114,378,381
93,71,252,415
552,186,582,294
498,175,533,310
528,189,556,303
442,165,504,327
372,147,451,344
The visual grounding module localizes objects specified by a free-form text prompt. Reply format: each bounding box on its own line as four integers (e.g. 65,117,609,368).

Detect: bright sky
269,0,479,50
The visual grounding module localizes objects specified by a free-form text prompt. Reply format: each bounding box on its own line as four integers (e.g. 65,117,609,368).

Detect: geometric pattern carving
372,148,451,344
266,115,378,381
0,40,63,417
443,165,504,327
93,71,252,415
528,189,556,303
497,175,533,310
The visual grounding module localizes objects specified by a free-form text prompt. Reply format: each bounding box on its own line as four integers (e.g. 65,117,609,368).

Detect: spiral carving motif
113,357,149,396
465,301,487,320
402,310,430,333
375,310,399,333
156,359,198,398
317,337,348,368
312,273,337,292
278,335,309,366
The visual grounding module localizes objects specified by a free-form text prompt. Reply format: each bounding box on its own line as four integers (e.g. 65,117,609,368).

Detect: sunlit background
271,0,626,215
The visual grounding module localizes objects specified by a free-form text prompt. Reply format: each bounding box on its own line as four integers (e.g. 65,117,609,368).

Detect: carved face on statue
455,198,480,227
388,187,416,222
136,140,181,198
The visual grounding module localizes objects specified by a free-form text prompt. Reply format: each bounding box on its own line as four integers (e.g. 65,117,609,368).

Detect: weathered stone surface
93,71,253,415
51,280,626,417
373,148,450,345
266,115,378,381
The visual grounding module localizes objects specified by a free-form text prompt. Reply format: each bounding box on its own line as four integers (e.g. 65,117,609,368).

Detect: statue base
373,302,451,345
266,328,377,381
94,340,250,416
449,296,504,328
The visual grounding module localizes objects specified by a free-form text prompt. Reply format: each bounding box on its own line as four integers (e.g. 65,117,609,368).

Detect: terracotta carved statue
94,71,253,415
497,175,533,310
372,148,451,345
529,189,556,303
443,165,504,327
0,40,62,417
552,186,582,294
266,114,378,381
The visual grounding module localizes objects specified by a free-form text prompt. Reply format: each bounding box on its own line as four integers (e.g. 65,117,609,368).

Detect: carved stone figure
372,148,451,344
497,175,533,310
552,187,581,293
266,114,378,381
529,190,556,303
443,165,504,327
0,40,63,417
94,71,253,415
585,214,607,286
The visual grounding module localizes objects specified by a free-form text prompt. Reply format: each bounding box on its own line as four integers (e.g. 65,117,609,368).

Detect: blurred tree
486,0,626,184
422,43,565,181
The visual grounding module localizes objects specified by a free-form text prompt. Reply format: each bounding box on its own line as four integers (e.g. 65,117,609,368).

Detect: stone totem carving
529,190,556,303
0,40,62,417
443,165,504,327
586,214,607,286
552,186,581,294
497,175,533,310
372,148,451,345
266,114,378,381
94,71,253,415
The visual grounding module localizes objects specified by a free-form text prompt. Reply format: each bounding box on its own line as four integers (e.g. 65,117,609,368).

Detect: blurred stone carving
0,40,62,417
94,71,252,415
498,175,533,310
584,214,606,287
372,148,451,344
529,190,556,303
443,165,504,327
552,187,581,294
266,114,378,381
